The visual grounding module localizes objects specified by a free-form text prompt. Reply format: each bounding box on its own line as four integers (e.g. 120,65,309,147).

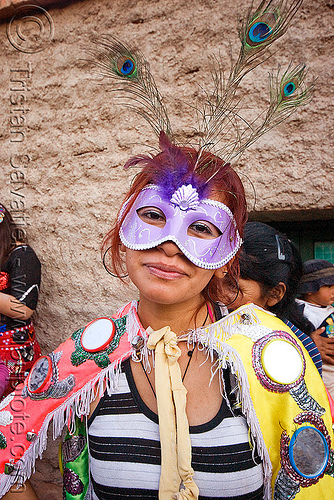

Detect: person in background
228,222,323,375
0,204,41,396
297,259,334,398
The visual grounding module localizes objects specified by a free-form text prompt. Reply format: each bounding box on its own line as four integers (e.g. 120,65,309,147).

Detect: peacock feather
196,0,314,165
234,0,303,83
228,64,315,157
89,0,314,175
89,35,172,137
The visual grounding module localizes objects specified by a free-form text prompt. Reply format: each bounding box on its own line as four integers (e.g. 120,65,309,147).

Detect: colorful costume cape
0,301,333,499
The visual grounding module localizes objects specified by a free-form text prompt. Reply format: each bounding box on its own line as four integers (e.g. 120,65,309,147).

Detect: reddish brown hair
102,133,247,303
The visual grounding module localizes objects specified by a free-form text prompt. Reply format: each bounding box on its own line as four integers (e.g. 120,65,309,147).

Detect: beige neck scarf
147,326,199,500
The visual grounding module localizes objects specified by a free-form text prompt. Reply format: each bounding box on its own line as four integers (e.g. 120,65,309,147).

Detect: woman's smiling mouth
144,262,187,280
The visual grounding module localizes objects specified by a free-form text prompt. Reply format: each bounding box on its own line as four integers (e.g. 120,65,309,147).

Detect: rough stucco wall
0,0,333,496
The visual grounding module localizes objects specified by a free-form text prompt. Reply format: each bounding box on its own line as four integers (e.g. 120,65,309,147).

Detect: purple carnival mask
119,184,242,269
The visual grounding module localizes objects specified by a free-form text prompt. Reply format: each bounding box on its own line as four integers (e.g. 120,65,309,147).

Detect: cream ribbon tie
147,326,199,500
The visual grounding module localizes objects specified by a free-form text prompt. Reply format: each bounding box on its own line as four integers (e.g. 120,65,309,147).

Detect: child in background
297,259,334,398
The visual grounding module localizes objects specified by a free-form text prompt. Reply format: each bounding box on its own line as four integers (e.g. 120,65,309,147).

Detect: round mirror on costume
28,356,52,394
289,426,329,479
261,339,303,385
252,331,306,392
80,318,116,353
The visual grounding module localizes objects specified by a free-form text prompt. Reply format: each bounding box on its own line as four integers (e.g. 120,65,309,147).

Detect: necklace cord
140,303,211,395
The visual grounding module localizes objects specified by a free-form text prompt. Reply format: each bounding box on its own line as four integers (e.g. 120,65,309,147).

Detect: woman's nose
157,240,183,257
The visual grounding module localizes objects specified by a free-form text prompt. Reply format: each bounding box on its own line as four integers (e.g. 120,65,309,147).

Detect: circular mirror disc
289,426,329,478
81,318,115,353
28,356,52,393
261,339,303,384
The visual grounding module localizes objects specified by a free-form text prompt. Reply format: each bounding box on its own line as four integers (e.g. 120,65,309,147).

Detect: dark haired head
0,205,15,267
298,259,334,294
0,204,27,267
239,221,313,334
102,133,247,303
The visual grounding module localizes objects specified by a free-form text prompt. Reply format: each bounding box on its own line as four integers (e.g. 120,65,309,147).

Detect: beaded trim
252,331,305,393
0,323,33,336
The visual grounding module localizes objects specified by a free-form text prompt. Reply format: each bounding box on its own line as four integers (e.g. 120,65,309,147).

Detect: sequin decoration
289,381,325,416
326,450,334,478
62,435,86,464
71,316,127,368
0,272,9,291
252,331,305,393
22,352,75,401
63,467,84,495
274,468,300,500
0,431,7,449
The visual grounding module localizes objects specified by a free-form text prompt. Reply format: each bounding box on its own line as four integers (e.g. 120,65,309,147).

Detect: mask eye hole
137,206,166,228
188,220,221,239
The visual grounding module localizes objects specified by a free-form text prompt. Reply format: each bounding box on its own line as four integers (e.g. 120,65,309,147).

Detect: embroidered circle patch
71,316,127,368
80,318,116,353
252,331,305,392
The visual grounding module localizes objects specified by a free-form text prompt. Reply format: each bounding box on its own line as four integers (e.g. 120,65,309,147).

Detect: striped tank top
88,359,264,499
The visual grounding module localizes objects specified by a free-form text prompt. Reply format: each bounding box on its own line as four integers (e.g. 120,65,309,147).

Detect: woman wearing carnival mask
1,1,333,498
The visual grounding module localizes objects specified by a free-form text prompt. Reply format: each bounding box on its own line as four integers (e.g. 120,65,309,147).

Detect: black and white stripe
88,360,263,499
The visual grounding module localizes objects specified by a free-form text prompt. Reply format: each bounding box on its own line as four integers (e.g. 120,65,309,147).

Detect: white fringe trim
0,352,131,497
126,301,273,498
181,304,273,500
0,302,273,499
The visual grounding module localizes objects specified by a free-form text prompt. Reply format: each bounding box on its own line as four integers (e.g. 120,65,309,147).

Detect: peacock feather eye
116,55,137,77
281,77,299,100
249,22,272,42
283,81,296,96
246,13,277,46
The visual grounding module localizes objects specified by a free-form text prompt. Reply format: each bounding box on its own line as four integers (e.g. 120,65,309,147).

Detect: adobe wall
0,0,333,496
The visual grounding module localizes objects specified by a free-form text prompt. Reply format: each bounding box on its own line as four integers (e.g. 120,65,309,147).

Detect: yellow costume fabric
223,306,334,499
